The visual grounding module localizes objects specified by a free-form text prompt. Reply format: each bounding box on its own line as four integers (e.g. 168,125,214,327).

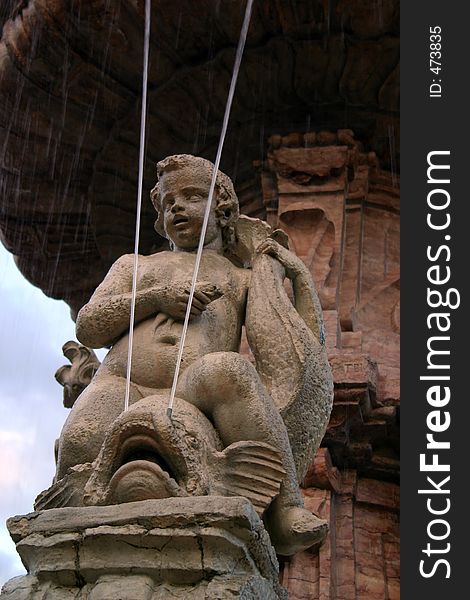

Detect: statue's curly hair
150,154,239,252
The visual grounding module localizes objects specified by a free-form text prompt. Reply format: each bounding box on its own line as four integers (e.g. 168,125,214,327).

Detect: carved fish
37,395,285,517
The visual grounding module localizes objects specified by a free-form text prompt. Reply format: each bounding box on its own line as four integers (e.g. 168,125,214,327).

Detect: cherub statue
54,154,334,556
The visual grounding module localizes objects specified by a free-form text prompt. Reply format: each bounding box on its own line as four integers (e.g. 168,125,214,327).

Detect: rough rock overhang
0,0,399,317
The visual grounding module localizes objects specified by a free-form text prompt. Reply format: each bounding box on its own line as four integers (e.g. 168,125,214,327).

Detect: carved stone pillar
261,130,363,352
280,453,400,600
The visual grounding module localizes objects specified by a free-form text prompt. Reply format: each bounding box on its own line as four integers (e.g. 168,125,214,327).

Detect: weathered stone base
1,497,287,599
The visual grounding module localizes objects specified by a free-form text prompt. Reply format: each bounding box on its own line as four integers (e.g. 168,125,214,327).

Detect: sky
0,244,105,588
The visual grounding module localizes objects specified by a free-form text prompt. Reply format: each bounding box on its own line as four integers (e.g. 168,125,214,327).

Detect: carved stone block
1,498,287,600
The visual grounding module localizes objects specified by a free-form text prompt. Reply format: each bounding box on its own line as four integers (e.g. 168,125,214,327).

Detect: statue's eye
190,194,204,202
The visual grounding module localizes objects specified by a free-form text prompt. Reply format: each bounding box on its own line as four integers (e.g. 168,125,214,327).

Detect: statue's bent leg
178,352,328,554
178,351,301,505
56,373,142,479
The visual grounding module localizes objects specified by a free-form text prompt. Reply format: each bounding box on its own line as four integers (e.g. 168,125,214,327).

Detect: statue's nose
171,199,184,213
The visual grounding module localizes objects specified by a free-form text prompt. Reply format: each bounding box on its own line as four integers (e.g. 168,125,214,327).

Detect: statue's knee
206,351,253,371
199,352,258,395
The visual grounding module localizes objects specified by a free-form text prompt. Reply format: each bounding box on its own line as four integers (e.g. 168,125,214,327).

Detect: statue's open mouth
173,215,189,227
108,433,185,503
118,434,175,475
82,399,215,507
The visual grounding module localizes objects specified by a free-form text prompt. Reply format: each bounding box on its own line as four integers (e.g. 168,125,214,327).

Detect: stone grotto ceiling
0,0,399,316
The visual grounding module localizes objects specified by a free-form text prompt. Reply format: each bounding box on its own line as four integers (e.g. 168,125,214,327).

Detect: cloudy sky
0,245,106,587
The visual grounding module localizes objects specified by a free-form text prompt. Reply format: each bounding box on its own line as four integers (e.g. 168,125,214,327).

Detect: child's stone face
159,167,220,250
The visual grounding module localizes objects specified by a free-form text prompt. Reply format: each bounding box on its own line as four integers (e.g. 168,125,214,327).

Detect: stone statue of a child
56,154,333,556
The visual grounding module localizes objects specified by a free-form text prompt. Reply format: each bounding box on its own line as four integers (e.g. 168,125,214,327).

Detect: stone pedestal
1,497,287,600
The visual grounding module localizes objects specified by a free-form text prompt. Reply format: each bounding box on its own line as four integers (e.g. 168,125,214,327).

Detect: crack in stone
73,533,86,588
196,534,208,581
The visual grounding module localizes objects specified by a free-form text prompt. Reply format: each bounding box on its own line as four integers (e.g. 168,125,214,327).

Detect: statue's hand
171,283,223,320
256,237,305,280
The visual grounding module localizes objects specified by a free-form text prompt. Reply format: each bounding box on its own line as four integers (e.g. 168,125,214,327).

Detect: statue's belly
101,316,212,389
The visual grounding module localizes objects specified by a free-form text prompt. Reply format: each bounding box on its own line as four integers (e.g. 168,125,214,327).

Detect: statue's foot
266,505,328,556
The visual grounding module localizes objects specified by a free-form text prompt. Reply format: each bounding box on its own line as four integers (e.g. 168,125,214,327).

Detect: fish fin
212,441,286,516
34,463,93,510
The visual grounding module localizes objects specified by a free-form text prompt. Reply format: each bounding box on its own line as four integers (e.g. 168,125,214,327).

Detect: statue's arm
255,238,324,344
76,253,219,348
76,254,166,348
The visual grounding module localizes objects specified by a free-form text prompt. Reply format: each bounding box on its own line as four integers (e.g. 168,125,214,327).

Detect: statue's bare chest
138,251,245,300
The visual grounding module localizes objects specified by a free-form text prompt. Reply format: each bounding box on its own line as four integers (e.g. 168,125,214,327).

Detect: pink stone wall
259,132,400,598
